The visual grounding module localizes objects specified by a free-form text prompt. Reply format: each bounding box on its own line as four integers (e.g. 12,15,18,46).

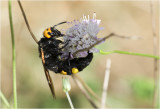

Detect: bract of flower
62,13,104,58
62,77,71,92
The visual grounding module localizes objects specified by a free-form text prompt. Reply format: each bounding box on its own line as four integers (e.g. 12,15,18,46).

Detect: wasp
38,22,93,97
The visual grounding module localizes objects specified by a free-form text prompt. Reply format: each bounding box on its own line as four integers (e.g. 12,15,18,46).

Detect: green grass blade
100,50,160,59
8,0,17,108
0,91,10,108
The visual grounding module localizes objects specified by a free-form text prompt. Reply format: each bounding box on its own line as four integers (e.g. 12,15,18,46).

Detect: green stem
0,91,10,108
100,50,160,59
8,0,17,108
66,92,74,109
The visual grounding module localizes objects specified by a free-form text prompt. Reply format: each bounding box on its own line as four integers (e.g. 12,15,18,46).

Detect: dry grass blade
74,74,101,102
17,0,38,44
72,75,98,109
150,1,159,108
101,59,111,108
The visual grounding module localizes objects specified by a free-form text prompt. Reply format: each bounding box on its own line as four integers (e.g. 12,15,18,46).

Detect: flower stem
100,50,160,59
66,92,74,109
0,91,10,108
8,0,17,108
62,78,74,109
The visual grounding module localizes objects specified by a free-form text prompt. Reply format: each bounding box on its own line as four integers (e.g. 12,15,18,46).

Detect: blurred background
1,1,159,108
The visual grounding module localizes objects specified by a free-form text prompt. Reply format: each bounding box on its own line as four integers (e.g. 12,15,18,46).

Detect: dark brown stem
17,0,38,44
72,33,140,57
73,33,114,57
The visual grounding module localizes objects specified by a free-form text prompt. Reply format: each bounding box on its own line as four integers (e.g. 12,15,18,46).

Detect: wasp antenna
53,21,67,28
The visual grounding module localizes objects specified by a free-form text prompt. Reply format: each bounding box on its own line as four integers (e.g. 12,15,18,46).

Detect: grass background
1,1,159,108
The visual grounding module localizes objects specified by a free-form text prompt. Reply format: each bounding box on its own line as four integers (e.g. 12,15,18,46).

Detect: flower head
62,13,103,58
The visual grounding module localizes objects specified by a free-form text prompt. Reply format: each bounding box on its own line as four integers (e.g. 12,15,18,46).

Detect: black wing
40,48,56,98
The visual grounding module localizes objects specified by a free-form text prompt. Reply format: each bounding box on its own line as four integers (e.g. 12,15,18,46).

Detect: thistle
62,13,103,58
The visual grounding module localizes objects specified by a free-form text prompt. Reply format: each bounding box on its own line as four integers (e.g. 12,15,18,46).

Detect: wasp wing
40,48,56,98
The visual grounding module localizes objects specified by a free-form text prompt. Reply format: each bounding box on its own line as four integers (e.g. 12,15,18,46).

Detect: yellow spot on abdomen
60,70,67,75
43,28,52,38
72,68,79,74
